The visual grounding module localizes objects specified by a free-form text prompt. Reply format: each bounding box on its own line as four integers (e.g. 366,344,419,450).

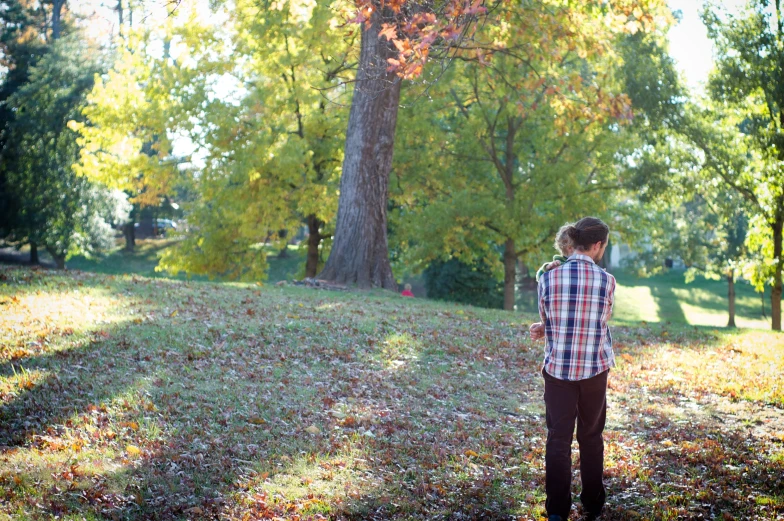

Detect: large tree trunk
317,10,401,289
727,268,736,328
503,238,516,311
29,242,39,265
305,214,323,279
772,217,783,330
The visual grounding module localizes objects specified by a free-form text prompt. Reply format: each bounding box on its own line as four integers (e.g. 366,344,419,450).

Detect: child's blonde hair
404,283,412,291
554,224,575,256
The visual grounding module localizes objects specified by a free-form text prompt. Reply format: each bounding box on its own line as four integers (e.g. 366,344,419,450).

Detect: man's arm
608,276,616,318
530,278,548,341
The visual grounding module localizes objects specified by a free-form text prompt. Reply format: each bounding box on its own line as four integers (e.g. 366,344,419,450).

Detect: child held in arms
535,225,575,281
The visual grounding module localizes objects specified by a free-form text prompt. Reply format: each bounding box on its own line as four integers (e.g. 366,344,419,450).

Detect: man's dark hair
563,217,609,251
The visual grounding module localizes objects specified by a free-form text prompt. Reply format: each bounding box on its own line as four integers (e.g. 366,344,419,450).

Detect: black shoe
580,512,601,521
548,516,564,521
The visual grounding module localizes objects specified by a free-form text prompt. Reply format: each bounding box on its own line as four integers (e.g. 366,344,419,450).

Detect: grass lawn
518,269,776,330
62,240,305,284
23,238,777,330
611,270,774,329
1,266,783,520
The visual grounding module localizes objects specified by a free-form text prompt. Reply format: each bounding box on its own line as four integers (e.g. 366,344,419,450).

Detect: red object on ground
401,290,414,297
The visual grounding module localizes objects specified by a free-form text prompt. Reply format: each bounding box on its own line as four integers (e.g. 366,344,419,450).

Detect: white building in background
608,242,685,271
609,243,633,270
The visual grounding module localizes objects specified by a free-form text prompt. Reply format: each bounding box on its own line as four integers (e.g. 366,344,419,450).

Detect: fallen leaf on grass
305,425,320,435
126,444,141,456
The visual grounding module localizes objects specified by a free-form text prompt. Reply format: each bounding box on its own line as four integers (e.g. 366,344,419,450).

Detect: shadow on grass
602,406,784,520
1,268,545,520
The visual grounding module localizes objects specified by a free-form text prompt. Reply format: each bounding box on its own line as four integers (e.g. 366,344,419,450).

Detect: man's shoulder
592,266,616,287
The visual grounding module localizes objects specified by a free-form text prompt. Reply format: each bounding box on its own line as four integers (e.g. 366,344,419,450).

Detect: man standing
529,217,615,521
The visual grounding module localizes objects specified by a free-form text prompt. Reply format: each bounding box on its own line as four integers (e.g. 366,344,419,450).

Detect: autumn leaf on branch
350,0,672,82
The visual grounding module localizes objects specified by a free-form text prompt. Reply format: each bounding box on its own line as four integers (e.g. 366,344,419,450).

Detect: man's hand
543,260,562,272
529,322,545,341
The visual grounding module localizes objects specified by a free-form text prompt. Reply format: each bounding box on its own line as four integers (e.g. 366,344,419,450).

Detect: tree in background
74,27,192,253
78,1,350,281
319,0,671,289
0,0,50,262
391,1,673,309
689,0,784,330
0,35,125,268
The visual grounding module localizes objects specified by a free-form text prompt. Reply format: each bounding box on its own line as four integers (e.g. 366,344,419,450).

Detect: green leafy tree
0,0,50,261
78,1,349,281
0,35,123,268
318,0,671,289
686,0,784,330
391,1,673,310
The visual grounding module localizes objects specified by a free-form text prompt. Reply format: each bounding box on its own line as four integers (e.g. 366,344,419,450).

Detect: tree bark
116,0,123,38
30,242,39,265
503,238,516,311
772,216,783,330
317,10,401,289
305,214,323,278
51,0,65,40
46,246,65,269
727,268,736,328
123,221,135,251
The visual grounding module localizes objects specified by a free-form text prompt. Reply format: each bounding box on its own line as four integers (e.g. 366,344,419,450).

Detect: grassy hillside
1,266,782,520
5,240,780,329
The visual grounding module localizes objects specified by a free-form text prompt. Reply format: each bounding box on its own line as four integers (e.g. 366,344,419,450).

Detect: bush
423,258,503,309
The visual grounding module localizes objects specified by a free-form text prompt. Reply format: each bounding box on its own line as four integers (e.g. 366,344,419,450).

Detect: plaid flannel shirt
538,253,616,381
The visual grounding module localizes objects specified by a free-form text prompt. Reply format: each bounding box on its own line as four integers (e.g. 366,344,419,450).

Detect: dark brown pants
542,368,608,519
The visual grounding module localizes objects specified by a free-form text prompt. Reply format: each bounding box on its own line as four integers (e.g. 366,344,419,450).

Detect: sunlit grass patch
614,327,784,406
372,332,421,369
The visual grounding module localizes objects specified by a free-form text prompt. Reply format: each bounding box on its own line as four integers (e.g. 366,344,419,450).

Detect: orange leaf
379,23,397,41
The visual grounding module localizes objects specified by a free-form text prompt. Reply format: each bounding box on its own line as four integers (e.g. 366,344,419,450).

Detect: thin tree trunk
772,217,782,330
116,0,123,38
727,268,736,328
29,242,39,265
503,238,516,311
305,214,322,279
51,0,65,40
317,9,401,289
124,221,135,251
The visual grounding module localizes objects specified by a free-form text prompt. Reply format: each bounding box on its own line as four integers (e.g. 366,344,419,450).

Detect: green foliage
0,0,49,241
0,35,123,266
423,258,503,309
391,1,675,284
667,0,784,322
78,1,350,281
